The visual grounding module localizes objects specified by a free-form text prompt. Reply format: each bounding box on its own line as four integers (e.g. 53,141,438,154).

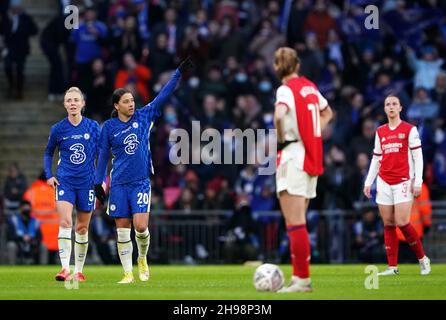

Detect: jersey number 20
137,192,149,205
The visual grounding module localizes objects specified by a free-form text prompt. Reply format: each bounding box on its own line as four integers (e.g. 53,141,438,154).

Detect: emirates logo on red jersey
382,142,403,154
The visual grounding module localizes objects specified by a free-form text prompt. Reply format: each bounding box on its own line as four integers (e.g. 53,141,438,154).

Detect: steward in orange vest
22,172,59,252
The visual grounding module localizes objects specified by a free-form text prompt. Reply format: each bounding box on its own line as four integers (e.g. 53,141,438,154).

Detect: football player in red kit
273,47,333,292
363,95,431,276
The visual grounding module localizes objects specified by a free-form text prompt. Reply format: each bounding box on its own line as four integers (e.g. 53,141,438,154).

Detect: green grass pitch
0,264,445,300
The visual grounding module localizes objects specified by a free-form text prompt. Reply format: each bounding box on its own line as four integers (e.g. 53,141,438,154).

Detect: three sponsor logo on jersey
112,122,141,155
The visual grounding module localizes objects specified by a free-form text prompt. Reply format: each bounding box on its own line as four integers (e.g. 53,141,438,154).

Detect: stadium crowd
1,0,445,264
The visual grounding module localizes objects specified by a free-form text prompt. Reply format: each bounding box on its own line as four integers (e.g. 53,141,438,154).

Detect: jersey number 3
69,143,86,164
308,103,321,137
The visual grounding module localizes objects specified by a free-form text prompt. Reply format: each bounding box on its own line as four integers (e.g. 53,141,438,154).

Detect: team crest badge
59,190,64,196
84,133,90,140
132,122,139,129
110,204,116,211
398,133,405,139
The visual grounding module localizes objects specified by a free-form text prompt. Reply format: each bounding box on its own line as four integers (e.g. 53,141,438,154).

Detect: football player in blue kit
44,87,100,282
94,57,194,283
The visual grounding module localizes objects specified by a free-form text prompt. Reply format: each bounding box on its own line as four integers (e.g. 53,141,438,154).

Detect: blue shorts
55,183,95,212
107,179,151,218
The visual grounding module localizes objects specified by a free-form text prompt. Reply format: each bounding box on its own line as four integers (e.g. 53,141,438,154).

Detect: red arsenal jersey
374,121,422,185
275,76,328,176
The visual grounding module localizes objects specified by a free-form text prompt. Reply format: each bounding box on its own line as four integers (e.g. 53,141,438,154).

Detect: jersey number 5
308,103,321,137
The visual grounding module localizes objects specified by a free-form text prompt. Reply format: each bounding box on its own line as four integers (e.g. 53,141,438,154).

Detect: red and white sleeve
365,132,382,186
317,90,328,111
275,85,292,112
409,126,423,187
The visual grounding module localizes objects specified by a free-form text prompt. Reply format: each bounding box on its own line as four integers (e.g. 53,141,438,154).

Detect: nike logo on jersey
113,126,134,137
63,136,70,140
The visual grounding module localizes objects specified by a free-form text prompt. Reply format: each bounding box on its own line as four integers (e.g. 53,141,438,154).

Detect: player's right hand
363,185,372,199
178,56,194,74
94,184,106,205
47,177,59,188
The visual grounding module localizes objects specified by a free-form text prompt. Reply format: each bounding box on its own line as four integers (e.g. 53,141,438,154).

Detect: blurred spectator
432,136,446,194
22,171,59,265
349,152,376,204
303,0,337,49
152,7,183,55
199,65,227,100
173,187,200,211
352,209,384,263
71,7,108,91
202,179,222,210
286,0,311,46
0,0,38,99
295,32,324,83
222,202,260,263
90,209,117,265
40,14,71,101
405,45,444,91
320,144,354,210
212,14,245,63
3,163,27,215
110,15,143,63
198,94,226,132
432,71,446,110
6,200,41,264
85,58,113,121
178,23,209,72
249,18,285,71
115,52,152,104
349,118,376,161
235,164,257,198
407,87,439,122
148,32,176,80
325,29,348,71
250,170,276,213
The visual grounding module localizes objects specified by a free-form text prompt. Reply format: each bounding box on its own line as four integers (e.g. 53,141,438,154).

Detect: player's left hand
412,185,421,198
94,184,106,205
178,56,194,74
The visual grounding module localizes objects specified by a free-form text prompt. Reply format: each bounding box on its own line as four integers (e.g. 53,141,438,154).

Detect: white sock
58,227,72,270
74,232,88,274
117,228,133,273
135,228,150,258
292,275,311,286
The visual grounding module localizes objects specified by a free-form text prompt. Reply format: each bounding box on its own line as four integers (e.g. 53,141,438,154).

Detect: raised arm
141,57,194,120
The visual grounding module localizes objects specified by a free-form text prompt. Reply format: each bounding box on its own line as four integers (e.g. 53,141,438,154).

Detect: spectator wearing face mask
6,200,42,264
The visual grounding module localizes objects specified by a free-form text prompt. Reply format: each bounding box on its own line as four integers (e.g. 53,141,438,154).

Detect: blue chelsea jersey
95,69,181,187
99,109,156,186
44,117,100,189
